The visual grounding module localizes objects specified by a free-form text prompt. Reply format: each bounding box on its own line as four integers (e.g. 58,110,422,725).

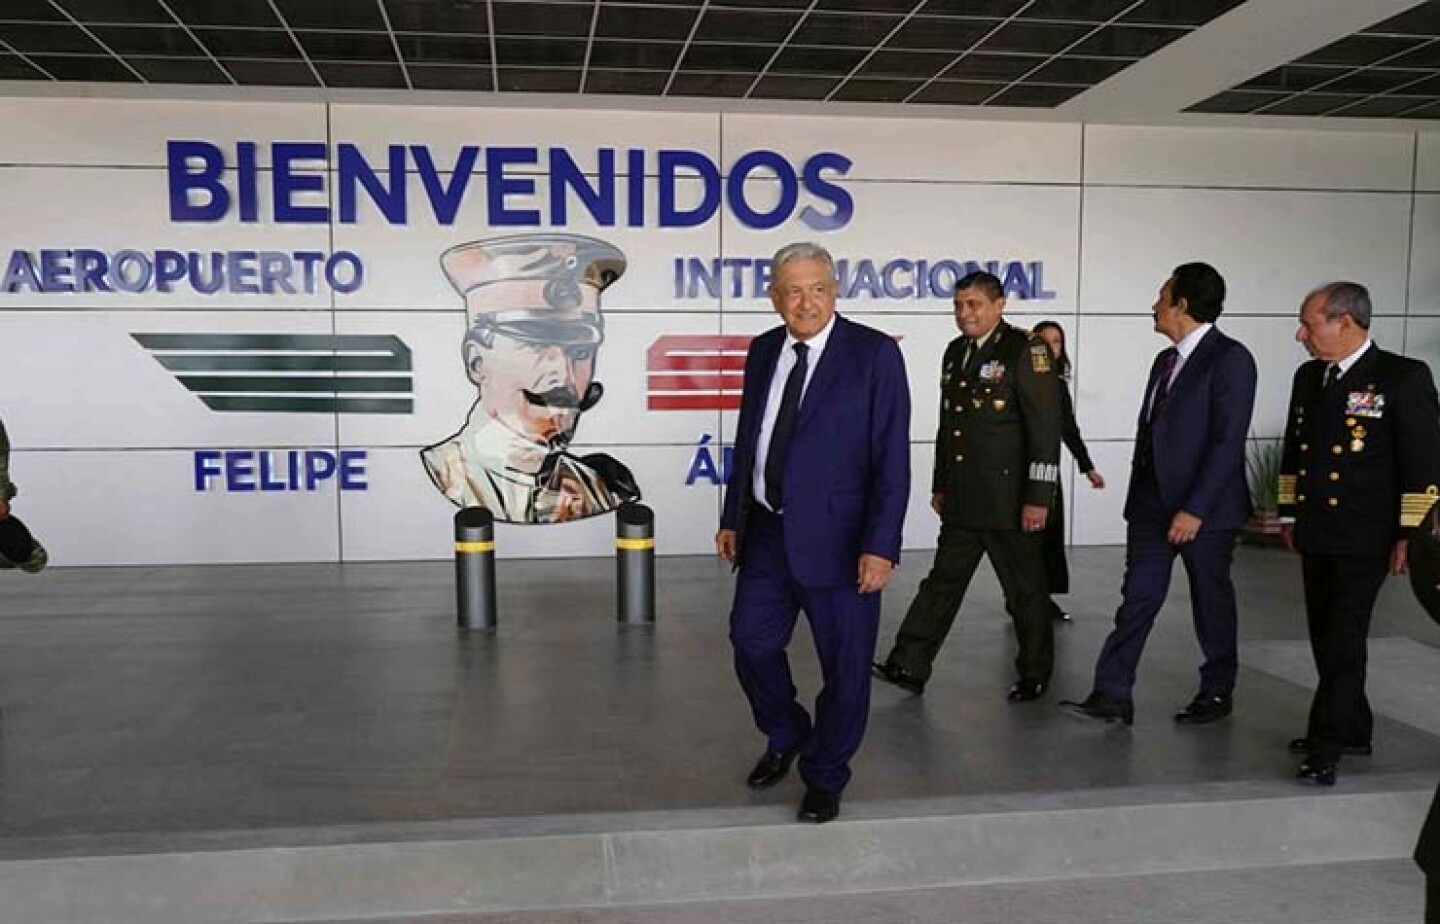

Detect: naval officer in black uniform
1278,280,1440,786
873,270,1063,701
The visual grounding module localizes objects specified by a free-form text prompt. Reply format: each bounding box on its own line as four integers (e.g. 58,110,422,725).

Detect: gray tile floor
0,545,1437,844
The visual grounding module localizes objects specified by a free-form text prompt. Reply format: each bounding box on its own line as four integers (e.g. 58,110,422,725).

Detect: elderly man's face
1296,294,1352,362
769,257,838,341
468,332,597,447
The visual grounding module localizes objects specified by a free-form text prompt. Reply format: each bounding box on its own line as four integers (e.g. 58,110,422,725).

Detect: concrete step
292,859,1426,924
0,776,1430,924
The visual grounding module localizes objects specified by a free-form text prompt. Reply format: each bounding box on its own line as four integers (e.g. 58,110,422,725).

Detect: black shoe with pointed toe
1174,694,1232,725
1059,692,1134,726
871,660,925,695
746,747,800,790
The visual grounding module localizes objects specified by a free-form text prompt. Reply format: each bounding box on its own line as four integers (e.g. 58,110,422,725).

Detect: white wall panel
1084,125,1414,191
0,99,324,168
0,311,338,449
1417,134,1440,192
9,449,341,566
1080,187,1411,318
1070,440,1131,546
901,441,938,553
1409,194,1440,315
1402,316,1440,384
724,114,1081,184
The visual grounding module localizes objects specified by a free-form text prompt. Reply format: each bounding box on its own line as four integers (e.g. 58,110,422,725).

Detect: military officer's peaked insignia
1346,391,1385,418
979,360,1005,382
1029,343,1051,373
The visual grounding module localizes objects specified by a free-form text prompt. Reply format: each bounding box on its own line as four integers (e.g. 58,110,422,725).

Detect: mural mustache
524,382,603,412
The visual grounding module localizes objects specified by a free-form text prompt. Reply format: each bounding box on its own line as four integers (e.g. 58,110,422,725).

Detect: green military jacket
932,320,1063,530
0,418,13,501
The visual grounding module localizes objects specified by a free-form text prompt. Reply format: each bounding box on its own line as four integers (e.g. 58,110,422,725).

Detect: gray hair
770,242,836,282
1308,281,1372,330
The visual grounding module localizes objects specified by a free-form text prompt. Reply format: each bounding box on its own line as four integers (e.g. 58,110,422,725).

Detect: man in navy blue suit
717,242,911,824
1062,263,1257,726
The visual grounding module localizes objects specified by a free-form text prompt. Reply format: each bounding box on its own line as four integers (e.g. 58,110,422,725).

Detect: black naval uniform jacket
1278,344,1440,557
932,320,1063,530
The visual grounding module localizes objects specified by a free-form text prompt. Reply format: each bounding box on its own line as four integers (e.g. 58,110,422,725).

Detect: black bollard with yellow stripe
454,507,497,631
616,503,655,625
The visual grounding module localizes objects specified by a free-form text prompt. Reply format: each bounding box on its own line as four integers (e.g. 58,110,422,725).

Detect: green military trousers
887,523,1055,685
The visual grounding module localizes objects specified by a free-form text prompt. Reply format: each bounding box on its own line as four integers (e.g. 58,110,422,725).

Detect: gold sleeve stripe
615,537,655,550
1401,490,1439,527
1277,474,1297,506
455,540,496,553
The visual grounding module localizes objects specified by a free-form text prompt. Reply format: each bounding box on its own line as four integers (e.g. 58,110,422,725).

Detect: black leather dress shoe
1059,692,1134,726
1174,694,1232,724
797,788,840,824
1296,758,1338,786
1287,737,1372,756
871,661,925,695
746,747,799,789
1007,679,1046,702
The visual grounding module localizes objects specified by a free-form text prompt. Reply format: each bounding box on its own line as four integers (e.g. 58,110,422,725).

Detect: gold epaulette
1277,474,1297,506
1400,485,1440,527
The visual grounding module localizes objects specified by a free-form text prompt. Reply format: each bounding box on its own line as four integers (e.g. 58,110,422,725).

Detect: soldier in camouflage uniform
874,271,1063,701
0,417,48,573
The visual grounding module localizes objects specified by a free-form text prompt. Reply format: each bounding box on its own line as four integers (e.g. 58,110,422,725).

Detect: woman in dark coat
1033,321,1103,620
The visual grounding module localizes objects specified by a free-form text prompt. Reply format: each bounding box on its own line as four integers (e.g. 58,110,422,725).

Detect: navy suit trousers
729,506,880,793
1093,469,1240,702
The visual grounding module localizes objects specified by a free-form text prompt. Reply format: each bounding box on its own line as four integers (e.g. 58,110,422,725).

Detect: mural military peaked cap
1408,494,1440,626
441,233,626,347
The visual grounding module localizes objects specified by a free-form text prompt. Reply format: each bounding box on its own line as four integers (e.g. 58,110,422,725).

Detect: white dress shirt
753,314,836,512
1330,338,1373,383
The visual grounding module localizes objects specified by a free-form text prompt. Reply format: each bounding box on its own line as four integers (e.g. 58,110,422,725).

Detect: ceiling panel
1191,1,1440,120
0,0,1332,114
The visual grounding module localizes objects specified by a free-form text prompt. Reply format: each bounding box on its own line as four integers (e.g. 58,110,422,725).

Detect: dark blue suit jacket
1126,327,1257,532
721,314,911,588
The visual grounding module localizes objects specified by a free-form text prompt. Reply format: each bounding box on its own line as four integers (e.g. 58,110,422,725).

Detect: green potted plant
1243,437,1284,545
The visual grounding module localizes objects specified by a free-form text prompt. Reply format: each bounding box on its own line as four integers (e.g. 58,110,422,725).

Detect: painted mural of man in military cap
421,233,641,524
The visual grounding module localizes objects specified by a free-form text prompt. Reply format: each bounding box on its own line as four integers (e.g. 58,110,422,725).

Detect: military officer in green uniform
1278,280,1440,786
874,270,1063,701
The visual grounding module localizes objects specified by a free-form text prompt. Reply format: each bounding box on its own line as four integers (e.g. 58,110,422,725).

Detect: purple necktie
1149,348,1178,421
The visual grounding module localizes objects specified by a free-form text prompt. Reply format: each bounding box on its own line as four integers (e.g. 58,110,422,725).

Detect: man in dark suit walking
717,242,911,824
1062,262,1257,726
1277,281,1440,786
872,270,1063,702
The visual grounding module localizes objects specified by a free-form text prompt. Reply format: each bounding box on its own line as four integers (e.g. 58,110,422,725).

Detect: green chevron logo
131,333,413,414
